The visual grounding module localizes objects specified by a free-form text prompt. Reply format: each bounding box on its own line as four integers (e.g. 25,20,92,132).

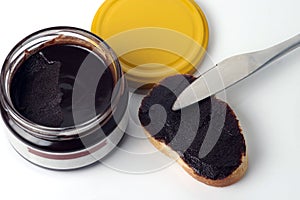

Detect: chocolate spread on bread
139,75,246,180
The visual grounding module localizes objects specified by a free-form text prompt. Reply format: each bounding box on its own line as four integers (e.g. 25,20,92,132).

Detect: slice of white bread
144,126,247,187
139,75,248,187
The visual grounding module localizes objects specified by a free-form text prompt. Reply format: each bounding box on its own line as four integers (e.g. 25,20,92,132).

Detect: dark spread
139,75,246,180
11,44,114,128
11,53,63,127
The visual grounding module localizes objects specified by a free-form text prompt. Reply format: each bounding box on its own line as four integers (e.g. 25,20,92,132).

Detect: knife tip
172,99,181,111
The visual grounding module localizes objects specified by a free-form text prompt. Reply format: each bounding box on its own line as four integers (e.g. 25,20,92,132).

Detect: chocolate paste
139,75,246,180
11,44,114,128
11,53,63,127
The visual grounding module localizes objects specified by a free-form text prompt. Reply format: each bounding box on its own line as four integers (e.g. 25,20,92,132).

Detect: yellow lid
91,0,209,86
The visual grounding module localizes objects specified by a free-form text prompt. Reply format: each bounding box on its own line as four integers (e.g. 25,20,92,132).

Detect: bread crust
143,126,248,187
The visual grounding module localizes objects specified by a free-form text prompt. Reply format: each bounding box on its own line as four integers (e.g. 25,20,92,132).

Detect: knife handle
249,34,300,72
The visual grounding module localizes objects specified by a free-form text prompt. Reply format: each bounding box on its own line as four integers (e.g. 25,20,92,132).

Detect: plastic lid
92,0,209,86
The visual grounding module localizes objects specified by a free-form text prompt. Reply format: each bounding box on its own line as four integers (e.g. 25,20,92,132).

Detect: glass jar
0,27,129,170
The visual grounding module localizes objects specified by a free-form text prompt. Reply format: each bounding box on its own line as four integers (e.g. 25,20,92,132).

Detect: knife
173,34,300,111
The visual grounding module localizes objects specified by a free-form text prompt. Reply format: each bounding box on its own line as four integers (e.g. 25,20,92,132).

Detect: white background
0,0,300,199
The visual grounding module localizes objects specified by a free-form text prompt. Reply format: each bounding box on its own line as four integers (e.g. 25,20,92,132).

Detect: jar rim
0,26,125,140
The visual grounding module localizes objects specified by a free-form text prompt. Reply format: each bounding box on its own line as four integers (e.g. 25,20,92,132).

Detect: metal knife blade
172,34,300,111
